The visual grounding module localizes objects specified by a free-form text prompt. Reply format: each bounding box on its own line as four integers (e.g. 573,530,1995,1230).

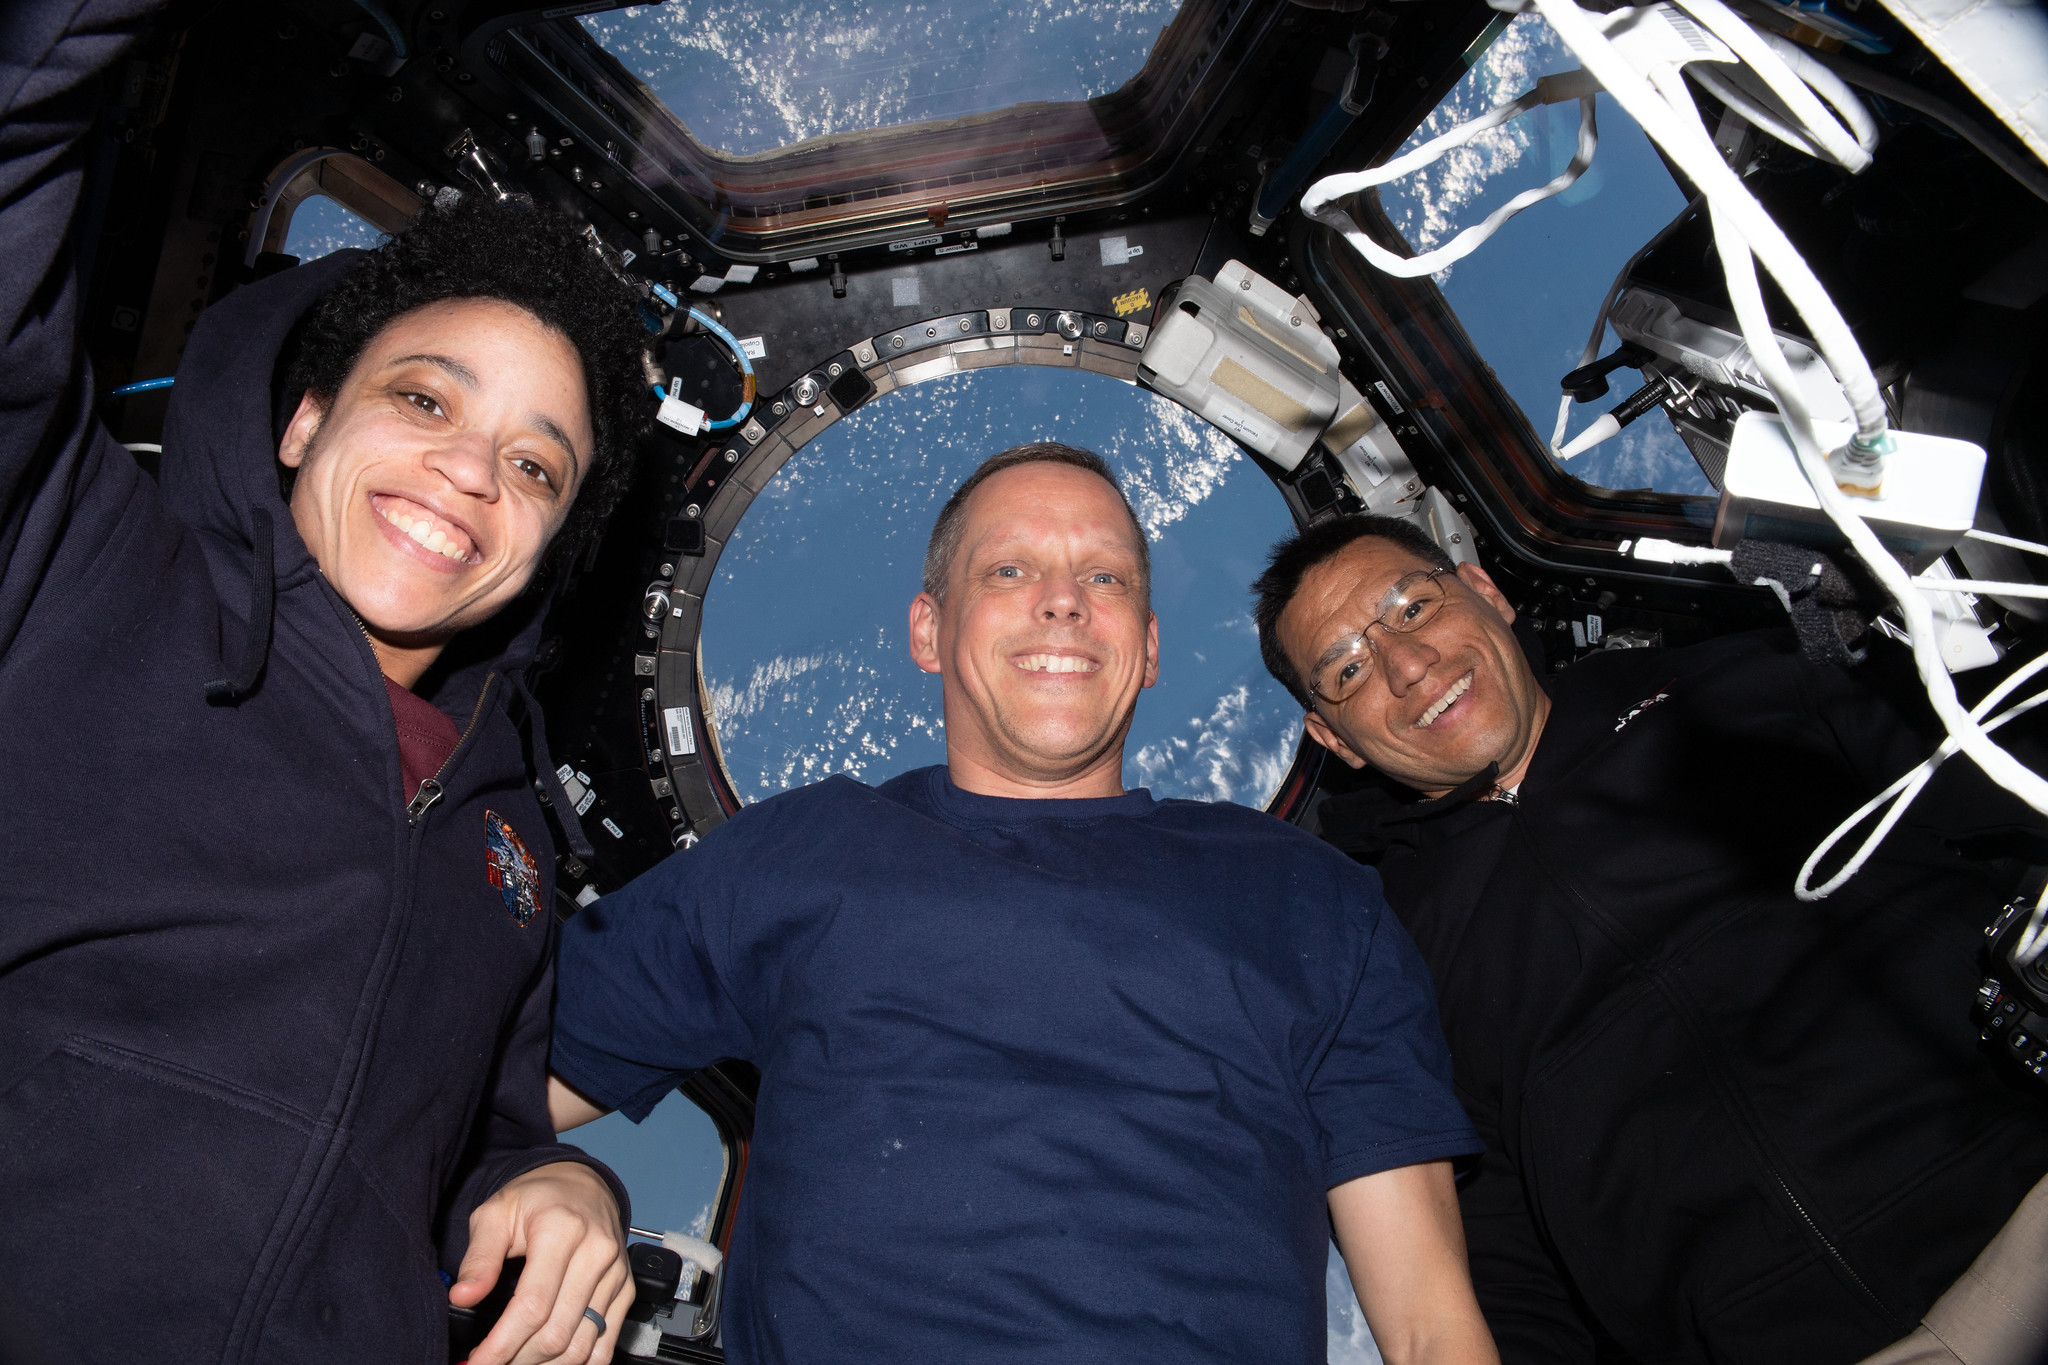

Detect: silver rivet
828,362,843,376
925,325,936,337
659,562,673,576
958,317,971,331
641,688,655,701
684,503,701,517
772,401,786,415
1239,277,1252,290
1027,313,1041,326
724,449,738,463
891,335,905,349
1092,321,1107,336
1289,316,1301,327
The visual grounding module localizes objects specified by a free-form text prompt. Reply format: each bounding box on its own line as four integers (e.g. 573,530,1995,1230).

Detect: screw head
890,335,905,349
724,449,738,463
1026,313,1041,327
684,503,701,517
659,562,674,576
958,317,971,331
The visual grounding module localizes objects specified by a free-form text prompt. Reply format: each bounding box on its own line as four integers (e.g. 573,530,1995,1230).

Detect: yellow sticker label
1112,287,1151,318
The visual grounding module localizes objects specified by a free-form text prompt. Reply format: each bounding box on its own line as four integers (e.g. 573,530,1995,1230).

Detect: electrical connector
1714,413,1982,572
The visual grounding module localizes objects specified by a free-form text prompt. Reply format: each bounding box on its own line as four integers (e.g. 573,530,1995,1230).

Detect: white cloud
708,649,834,723
707,638,945,793
583,0,1183,156
1379,16,1573,284
1327,1244,1386,1365
1109,394,1247,542
1129,675,1301,806
1566,412,1714,495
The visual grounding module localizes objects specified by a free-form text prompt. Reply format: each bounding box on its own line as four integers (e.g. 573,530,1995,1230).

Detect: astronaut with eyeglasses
1252,511,2048,1365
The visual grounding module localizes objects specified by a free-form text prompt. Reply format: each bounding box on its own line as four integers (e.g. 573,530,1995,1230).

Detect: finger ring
583,1306,607,1335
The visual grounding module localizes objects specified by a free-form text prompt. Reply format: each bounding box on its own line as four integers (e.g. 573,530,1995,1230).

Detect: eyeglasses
1307,569,1456,709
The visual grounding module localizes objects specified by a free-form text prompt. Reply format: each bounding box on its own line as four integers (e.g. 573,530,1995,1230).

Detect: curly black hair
285,194,648,568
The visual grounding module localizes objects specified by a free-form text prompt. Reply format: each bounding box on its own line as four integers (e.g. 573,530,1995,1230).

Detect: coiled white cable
1525,0,2048,889
1687,33,1877,170
1308,0,2048,896
1669,0,1875,172
1795,643,2048,899
1300,69,1602,279
2018,879,2048,969
1527,0,1891,445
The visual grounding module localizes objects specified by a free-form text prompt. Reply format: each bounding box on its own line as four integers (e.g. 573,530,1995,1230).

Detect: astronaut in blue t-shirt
548,442,1493,1365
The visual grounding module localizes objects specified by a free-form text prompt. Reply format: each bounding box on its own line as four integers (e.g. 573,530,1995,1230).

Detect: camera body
1975,897,2048,1085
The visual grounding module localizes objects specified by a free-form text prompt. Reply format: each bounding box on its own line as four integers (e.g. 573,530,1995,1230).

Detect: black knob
1560,342,1651,403
628,1243,684,1323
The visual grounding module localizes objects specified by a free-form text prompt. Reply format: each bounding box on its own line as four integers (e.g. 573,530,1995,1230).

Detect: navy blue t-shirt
553,766,1478,1364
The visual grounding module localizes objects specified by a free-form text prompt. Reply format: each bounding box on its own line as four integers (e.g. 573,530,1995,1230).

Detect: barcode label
663,706,697,757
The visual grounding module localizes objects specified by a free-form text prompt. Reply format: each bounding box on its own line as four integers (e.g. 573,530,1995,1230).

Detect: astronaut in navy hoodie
2,4,647,1362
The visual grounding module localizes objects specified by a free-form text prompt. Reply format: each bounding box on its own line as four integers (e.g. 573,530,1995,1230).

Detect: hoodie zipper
343,604,484,827
406,674,497,828
1771,1170,1889,1317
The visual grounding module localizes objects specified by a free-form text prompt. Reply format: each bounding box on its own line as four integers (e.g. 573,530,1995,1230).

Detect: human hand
450,1161,635,1365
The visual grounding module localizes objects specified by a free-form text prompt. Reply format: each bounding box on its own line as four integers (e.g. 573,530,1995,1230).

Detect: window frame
457,0,1278,259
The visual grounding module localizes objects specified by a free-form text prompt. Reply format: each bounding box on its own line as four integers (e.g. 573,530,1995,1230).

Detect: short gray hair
921,442,1151,604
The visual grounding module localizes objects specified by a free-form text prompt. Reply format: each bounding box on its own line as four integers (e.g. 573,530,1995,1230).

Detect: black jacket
0,4,619,1361
1316,631,2048,1363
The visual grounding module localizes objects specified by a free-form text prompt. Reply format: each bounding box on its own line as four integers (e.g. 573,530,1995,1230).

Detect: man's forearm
1330,1161,1501,1365
1365,1303,1500,1365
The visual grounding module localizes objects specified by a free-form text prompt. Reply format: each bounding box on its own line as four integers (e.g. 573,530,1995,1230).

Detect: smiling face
908,461,1159,799
1277,537,1549,798
278,298,592,686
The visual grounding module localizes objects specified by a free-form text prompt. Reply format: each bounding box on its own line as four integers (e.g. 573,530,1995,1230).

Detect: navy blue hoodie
0,3,622,1360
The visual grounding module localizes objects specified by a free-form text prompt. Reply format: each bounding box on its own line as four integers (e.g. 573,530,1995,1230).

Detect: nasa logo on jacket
484,811,541,927
1614,678,1678,733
